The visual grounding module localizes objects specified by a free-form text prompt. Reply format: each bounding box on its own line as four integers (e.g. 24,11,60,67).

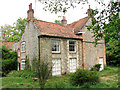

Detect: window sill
69,51,76,54
21,51,25,53
52,51,61,54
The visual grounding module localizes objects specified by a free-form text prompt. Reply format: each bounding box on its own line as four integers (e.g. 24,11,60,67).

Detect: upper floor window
21,42,26,52
17,48,20,57
69,41,76,52
52,40,60,53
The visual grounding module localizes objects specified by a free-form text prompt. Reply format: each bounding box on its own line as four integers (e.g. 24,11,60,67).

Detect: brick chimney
61,16,67,26
27,3,34,21
87,5,93,17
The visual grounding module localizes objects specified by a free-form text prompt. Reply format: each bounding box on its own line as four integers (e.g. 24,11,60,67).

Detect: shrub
90,64,101,71
7,70,36,78
70,69,100,86
1,45,18,76
2,58,17,76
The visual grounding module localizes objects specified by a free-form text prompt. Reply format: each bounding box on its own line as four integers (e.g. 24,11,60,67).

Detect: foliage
55,20,62,25
70,69,100,86
0,45,11,60
7,70,36,79
32,58,52,89
0,45,17,76
24,56,31,71
37,0,104,14
2,66,118,88
90,64,101,71
2,59,17,76
0,18,27,42
87,1,120,66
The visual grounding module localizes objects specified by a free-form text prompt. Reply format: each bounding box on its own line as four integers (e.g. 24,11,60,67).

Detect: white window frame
18,48,20,57
69,40,76,53
21,60,25,70
69,58,77,73
21,41,26,52
52,58,61,76
52,40,60,53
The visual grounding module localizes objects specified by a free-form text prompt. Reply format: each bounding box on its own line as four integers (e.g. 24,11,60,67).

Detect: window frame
52,40,60,53
21,41,26,53
69,40,76,53
52,58,61,76
69,58,77,73
21,60,25,70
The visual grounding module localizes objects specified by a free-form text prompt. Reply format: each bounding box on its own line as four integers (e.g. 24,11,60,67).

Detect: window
52,58,61,76
69,41,76,52
21,42,25,52
18,48,20,57
52,40,60,53
21,60,25,70
69,58,77,73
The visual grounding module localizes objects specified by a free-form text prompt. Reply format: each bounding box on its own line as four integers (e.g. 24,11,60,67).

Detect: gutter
38,35,83,40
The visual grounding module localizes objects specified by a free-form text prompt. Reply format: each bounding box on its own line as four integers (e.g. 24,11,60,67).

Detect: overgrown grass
2,66,119,88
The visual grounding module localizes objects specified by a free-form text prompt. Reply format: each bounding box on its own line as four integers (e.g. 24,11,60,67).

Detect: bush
1,45,18,76
2,58,17,76
90,64,101,71
7,70,36,79
70,69,100,86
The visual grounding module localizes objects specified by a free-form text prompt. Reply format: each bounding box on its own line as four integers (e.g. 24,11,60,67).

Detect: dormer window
21,42,26,52
52,40,60,53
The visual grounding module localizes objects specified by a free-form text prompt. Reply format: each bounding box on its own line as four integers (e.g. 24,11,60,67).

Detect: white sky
0,0,109,26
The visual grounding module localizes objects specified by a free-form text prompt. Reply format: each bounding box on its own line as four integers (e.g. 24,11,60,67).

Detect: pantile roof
0,42,15,50
34,20,83,39
34,16,90,39
66,16,90,33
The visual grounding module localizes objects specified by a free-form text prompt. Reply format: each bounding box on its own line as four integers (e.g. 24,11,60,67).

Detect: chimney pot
89,5,90,9
29,3,32,10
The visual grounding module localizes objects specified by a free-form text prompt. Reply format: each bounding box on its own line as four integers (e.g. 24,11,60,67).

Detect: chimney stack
61,16,67,26
27,3,34,21
87,5,93,17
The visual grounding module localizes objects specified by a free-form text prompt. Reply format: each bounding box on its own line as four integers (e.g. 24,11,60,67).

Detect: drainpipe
38,36,40,61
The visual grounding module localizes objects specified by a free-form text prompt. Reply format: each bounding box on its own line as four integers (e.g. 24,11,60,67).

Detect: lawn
2,66,119,88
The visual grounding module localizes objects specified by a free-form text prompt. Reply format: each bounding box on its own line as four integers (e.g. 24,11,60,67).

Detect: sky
0,0,109,26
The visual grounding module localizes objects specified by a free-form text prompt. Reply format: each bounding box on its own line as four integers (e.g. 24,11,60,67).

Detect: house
13,3,106,75
0,34,15,51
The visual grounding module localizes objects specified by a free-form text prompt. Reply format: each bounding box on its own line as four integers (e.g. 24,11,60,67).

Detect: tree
0,45,17,76
55,20,62,25
37,0,104,14
0,18,27,42
87,1,120,66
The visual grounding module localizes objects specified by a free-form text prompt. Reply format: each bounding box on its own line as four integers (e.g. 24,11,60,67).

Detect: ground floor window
21,60,25,70
52,58,61,76
69,58,77,73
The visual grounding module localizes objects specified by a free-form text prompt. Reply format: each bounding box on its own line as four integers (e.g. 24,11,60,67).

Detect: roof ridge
67,16,89,26
34,20,64,28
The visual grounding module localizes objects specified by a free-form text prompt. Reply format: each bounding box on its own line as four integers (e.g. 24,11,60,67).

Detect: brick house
13,3,106,75
0,34,15,51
